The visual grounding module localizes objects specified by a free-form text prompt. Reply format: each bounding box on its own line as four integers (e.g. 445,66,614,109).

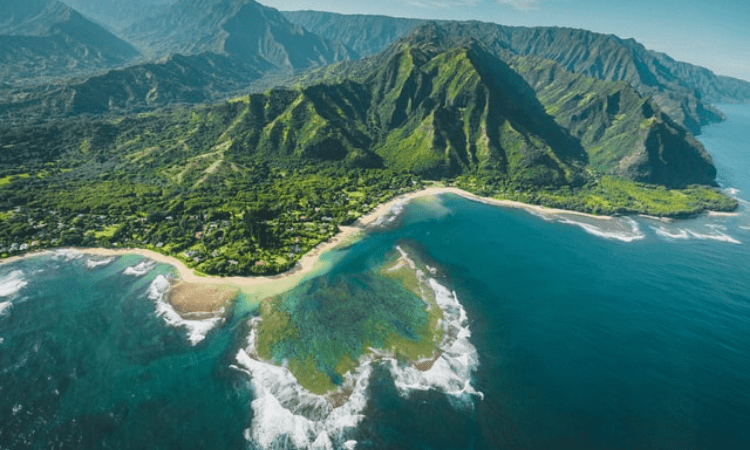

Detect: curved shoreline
0,187,611,293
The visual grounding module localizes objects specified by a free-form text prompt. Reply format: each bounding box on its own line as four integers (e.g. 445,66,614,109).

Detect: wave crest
124,261,156,276
85,256,116,269
652,225,742,244
0,270,27,298
234,350,368,450
147,275,223,345
559,217,645,242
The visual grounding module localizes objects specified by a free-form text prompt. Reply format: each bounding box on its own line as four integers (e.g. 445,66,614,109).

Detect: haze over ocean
1,105,749,448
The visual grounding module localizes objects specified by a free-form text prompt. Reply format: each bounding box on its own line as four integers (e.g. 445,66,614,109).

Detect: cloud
495,0,541,11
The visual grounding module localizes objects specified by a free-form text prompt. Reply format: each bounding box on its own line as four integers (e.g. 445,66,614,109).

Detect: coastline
0,186,612,311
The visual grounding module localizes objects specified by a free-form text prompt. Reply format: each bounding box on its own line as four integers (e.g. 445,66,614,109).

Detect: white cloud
495,0,541,12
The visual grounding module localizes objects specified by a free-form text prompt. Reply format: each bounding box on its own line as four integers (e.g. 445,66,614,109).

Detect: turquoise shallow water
1,105,750,449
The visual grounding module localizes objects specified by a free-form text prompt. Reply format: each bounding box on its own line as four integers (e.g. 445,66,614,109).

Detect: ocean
1,104,749,449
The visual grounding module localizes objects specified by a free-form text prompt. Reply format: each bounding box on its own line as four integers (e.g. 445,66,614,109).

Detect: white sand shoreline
0,187,610,290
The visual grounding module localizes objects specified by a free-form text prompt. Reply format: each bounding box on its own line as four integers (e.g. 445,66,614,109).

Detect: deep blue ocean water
1,104,749,449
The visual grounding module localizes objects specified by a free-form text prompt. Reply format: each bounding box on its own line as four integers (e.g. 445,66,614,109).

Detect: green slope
0,38,737,274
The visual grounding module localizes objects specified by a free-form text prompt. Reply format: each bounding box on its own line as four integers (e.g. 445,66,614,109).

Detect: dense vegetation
0,8,740,277
286,13,750,134
0,35,738,275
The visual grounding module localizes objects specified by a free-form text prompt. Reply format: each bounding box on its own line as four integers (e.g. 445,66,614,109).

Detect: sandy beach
0,186,610,312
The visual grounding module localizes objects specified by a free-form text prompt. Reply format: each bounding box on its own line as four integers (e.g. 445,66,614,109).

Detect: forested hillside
0,32,736,275
285,12,750,134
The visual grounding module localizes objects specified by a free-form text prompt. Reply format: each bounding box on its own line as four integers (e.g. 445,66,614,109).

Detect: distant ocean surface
2,104,749,449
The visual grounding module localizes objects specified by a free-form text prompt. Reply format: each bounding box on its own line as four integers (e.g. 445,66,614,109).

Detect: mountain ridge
290,31,717,187
123,0,356,70
284,11,750,134
0,0,140,83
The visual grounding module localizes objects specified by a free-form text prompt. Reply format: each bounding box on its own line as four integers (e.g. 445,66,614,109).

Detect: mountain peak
123,0,355,70
0,0,73,35
0,0,139,82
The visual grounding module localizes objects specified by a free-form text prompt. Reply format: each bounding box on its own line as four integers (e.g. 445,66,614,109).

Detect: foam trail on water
559,217,645,243
85,256,116,269
124,261,156,277
371,199,406,227
233,350,369,450
725,188,741,196
652,226,690,240
147,275,222,345
52,250,83,262
0,301,12,316
387,279,482,405
687,229,742,245
0,271,27,298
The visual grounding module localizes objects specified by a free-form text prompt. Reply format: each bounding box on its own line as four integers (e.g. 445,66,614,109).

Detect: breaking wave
52,250,83,262
85,256,116,269
370,199,406,227
558,217,646,242
234,350,368,450
124,261,156,277
725,188,741,196
236,251,482,449
687,226,742,244
652,225,742,244
388,280,481,399
147,275,223,346
0,271,27,298
651,226,691,240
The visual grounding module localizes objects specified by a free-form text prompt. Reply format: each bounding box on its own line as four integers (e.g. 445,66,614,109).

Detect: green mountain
60,0,174,31
0,0,363,121
0,0,140,83
283,10,423,58
0,53,263,121
284,12,750,134
295,26,716,187
0,33,735,275
123,0,356,68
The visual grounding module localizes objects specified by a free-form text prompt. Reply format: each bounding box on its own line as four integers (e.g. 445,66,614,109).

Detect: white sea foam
652,226,691,240
233,350,368,450
385,279,482,405
371,199,406,227
124,261,156,277
85,256,116,269
0,271,27,298
0,301,12,316
147,275,222,345
238,249,482,449
525,208,555,222
558,217,645,242
52,250,83,262
686,229,742,244
725,188,741,196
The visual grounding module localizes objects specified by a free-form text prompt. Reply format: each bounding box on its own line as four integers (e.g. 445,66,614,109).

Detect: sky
258,0,750,82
